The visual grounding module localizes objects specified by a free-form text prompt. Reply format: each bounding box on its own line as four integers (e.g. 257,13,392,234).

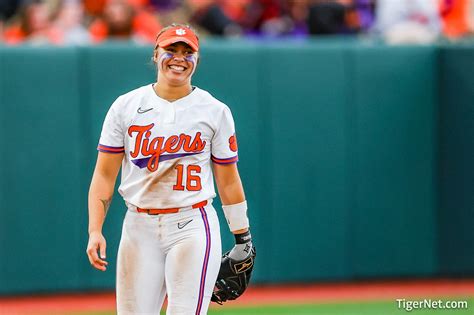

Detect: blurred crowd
0,0,473,45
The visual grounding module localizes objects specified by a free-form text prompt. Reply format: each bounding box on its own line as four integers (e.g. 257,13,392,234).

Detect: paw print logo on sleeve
229,134,238,152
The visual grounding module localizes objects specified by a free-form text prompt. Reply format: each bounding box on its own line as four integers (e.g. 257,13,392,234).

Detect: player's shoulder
108,84,151,114
115,84,151,104
193,86,231,112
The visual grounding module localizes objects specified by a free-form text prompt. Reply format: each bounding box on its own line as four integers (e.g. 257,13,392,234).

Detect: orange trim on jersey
97,144,125,153
137,200,208,215
211,155,238,165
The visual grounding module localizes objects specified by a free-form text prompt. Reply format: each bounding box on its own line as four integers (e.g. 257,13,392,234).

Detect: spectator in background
244,0,293,36
307,0,364,35
52,0,90,45
0,0,22,22
3,0,473,45
286,0,310,35
470,0,474,33
373,0,441,44
83,0,108,19
188,0,242,36
89,0,134,42
257,0,304,36
440,0,473,38
147,0,191,29
307,0,346,34
149,0,182,11
128,0,163,42
189,0,304,37
219,0,254,34
353,0,375,32
3,0,62,45
89,0,161,43
229,0,309,37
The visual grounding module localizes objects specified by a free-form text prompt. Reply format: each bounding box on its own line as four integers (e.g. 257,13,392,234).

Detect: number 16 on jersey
173,164,202,191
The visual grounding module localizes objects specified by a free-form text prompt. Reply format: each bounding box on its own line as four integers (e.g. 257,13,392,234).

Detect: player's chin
166,73,192,86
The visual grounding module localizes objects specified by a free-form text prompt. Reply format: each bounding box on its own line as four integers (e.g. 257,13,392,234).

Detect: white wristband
222,200,249,232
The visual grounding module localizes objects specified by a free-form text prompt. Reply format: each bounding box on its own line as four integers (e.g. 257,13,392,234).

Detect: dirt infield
1,279,473,314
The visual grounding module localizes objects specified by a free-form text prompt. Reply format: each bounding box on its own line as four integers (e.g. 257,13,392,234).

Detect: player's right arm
86,152,123,271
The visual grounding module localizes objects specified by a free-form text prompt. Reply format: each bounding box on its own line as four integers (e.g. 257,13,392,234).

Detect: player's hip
121,189,217,210
123,199,220,232
121,200,221,253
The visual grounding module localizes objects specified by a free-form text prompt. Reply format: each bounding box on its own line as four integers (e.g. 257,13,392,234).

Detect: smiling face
155,42,198,87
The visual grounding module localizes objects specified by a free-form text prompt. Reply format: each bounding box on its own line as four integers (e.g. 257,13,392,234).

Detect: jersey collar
149,84,199,106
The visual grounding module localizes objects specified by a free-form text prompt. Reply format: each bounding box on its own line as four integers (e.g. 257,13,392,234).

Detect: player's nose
171,51,186,60
169,55,186,64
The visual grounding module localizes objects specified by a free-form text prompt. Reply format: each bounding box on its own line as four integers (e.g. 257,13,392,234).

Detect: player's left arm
213,163,253,257
213,163,247,232
211,162,256,304
211,105,253,258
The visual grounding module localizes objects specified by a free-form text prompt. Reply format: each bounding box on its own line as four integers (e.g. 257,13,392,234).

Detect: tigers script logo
128,124,206,172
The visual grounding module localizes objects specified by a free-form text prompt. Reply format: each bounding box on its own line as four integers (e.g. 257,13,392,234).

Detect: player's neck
153,83,192,102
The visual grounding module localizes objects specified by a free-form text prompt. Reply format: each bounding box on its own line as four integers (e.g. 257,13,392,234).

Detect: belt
136,200,208,215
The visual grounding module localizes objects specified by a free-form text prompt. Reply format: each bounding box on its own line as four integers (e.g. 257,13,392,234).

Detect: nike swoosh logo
137,107,153,114
178,219,193,229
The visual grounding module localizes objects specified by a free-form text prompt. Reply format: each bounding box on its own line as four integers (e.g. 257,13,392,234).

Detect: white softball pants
116,202,222,315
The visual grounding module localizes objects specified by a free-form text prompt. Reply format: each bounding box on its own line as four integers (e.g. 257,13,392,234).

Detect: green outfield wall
438,46,474,276
0,41,472,294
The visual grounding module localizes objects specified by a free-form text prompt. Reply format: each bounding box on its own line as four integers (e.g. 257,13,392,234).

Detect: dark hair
19,1,51,35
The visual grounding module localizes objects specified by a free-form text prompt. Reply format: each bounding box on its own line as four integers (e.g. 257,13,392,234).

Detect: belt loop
192,200,208,209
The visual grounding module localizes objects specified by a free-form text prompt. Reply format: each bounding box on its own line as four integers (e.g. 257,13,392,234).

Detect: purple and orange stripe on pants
195,207,211,314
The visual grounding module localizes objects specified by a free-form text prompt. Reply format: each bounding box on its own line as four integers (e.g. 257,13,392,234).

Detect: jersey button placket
157,215,163,241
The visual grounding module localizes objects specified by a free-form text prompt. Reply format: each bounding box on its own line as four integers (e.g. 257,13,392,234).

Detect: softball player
86,24,253,315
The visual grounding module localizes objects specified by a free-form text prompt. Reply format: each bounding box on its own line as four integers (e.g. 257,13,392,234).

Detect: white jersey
98,84,238,209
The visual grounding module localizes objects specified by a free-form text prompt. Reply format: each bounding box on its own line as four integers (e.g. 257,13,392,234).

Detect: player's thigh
165,206,222,315
117,211,167,314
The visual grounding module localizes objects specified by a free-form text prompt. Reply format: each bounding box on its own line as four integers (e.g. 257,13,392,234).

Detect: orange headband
156,26,199,52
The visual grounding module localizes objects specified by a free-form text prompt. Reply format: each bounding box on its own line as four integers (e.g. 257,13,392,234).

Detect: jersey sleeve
211,106,239,164
97,97,125,154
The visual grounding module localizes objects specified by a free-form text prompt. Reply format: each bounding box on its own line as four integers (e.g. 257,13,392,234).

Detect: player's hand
86,231,108,271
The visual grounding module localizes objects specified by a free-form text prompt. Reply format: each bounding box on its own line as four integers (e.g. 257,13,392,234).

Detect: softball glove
211,246,256,304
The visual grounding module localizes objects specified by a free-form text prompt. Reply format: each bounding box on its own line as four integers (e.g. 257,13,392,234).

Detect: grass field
2,281,473,315
65,299,474,315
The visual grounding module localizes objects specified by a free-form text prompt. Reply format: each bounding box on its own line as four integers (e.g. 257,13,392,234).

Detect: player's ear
152,50,158,63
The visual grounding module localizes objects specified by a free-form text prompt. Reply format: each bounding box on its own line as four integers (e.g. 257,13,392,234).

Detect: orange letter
164,135,180,153
128,124,154,158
